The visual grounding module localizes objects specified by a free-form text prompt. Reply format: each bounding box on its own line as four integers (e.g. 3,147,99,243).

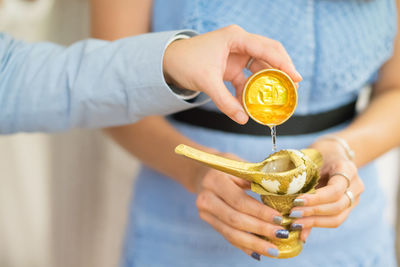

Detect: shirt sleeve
0,30,209,134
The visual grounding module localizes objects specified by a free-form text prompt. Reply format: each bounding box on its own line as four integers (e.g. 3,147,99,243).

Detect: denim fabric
0,30,207,133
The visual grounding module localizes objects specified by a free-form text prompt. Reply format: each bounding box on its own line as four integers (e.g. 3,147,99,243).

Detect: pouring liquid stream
269,125,277,153
268,125,277,172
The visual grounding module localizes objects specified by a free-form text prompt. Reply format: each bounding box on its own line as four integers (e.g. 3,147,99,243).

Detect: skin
90,1,301,125
163,25,302,124
90,0,400,259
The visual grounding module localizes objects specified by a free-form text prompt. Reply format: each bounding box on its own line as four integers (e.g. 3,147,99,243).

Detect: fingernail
273,216,283,225
290,223,303,231
234,111,248,124
295,70,302,80
266,248,279,257
289,210,303,218
275,229,289,239
251,252,261,261
293,199,305,207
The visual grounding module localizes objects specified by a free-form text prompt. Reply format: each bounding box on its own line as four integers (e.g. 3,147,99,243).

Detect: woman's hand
289,139,365,241
194,162,289,260
163,25,302,125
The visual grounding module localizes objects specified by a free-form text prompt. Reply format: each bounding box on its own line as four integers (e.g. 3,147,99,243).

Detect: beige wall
0,1,138,267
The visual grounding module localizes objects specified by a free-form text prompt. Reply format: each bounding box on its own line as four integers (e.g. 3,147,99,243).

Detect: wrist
163,38,183,86
181,146,220,194
311,136,353,162
316,134,355,161
164,37,202,100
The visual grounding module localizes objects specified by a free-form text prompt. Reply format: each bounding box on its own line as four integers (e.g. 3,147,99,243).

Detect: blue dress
122,0,398,266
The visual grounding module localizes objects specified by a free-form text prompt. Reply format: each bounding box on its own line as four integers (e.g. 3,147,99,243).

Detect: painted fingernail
267,248,279,257
290,223,303,231
289,210,303,218
295,71,303,80
275,229,289,239
234,111,248,124
273,216,283,225
251,252,261,261
293,199,305,207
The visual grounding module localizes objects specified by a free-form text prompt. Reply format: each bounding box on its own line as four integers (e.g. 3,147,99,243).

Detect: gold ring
246,57,255,70
345,190,354,208
331,172,351,188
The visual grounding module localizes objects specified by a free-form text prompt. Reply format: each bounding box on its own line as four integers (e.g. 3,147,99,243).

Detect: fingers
196,190,285,240
290,171,363,229
246,59,299,88
247,58,272,74
197,170,285,258
290,179,363,217
230,176,251,190
300,228,311,242
201,172,282,223
198,211,279,258
230,71,247,103
226,25,302,83
293,197,360,229
287,154,365,231
219,153,252,189
205,77,249,125
239,247,261,261
303,175,348,205
292,159,362,208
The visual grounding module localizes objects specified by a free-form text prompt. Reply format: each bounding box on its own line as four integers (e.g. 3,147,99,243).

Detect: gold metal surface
242,69,297,126
175,144,321,195
175,144,322,258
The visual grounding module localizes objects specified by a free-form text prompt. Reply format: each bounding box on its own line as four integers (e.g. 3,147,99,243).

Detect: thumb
206,78,249,125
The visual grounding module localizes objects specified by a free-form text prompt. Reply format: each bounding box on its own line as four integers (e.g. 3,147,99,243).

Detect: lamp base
274,230,303,259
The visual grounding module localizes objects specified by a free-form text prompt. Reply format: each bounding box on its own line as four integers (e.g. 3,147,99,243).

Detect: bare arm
335,32,400,167
90,0,152,39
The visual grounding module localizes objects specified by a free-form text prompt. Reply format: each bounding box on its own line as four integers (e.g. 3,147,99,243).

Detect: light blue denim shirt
0,30,208,134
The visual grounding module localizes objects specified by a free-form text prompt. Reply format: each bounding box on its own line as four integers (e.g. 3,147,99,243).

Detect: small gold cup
242,69,298,126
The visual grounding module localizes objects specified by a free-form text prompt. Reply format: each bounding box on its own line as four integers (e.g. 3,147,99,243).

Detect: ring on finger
246,58,255,70
331,172,351,188
345,190,354,208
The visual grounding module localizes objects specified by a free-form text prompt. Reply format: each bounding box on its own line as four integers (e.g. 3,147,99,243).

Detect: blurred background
0,1,137,266
0,0,399,266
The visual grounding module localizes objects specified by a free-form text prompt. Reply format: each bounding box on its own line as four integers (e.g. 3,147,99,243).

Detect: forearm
0,31,202,134
90,0,152,39
105,117,214,192
334,87,400,167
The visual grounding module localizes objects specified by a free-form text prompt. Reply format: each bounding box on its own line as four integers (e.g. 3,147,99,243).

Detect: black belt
170,100,357,136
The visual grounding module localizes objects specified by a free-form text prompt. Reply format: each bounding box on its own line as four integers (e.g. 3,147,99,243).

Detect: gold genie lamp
175,144,322,258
